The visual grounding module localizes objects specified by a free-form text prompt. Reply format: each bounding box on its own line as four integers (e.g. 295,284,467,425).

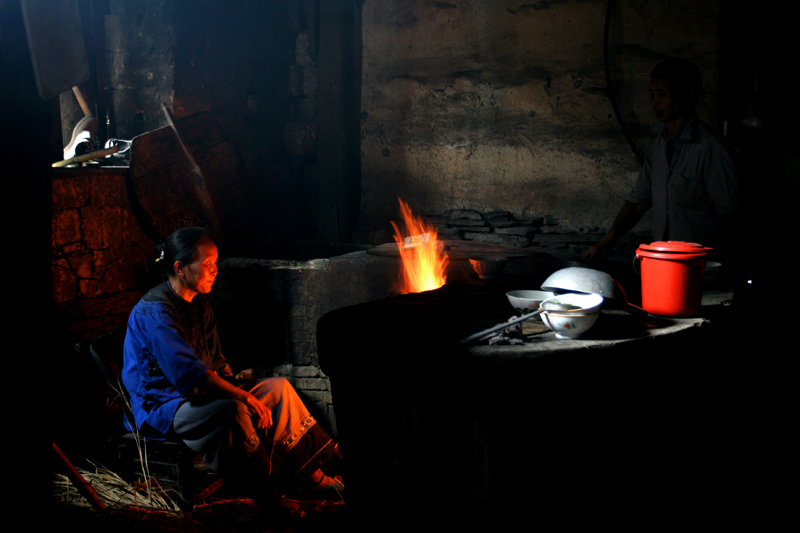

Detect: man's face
649,78,691,124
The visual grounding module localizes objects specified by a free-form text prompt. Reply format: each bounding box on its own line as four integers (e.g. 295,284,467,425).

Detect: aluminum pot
541,267,646,315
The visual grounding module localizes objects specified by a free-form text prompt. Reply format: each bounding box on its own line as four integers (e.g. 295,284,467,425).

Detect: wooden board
128,112,250,243
21,0,89,100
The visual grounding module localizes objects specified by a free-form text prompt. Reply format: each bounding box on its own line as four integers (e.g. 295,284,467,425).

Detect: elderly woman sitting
122,227,342,516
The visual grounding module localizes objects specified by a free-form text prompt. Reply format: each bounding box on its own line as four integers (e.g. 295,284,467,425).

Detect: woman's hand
197,370,273,430
241,392,273,430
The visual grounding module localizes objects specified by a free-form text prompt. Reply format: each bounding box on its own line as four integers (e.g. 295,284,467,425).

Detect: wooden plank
128,112,249,242
21,0,90,100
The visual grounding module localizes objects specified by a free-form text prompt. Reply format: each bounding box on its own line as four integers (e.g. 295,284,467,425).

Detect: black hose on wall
604,0,644,167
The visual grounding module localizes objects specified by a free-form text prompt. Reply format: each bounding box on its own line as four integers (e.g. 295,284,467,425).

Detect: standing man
585,58,739,263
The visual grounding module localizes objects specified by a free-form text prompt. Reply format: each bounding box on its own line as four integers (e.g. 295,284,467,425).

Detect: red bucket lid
637,241,712,254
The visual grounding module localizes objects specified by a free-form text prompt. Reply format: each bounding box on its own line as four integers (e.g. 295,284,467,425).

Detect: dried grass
52,461,256,532
53,460,182,511
54,357,267,530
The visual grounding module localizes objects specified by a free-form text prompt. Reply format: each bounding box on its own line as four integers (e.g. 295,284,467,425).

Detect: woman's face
174,239,218,300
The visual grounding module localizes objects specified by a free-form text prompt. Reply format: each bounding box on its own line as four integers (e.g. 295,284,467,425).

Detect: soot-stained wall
50,0,740,339
356,0,724,243
58,0,733,252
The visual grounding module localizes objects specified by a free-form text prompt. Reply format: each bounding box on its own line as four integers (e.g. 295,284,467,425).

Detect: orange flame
391,199,449,294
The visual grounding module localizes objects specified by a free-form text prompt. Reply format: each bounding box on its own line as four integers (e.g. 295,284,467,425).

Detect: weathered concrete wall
105,0,176,140
357,0,723,245
209,251,404,432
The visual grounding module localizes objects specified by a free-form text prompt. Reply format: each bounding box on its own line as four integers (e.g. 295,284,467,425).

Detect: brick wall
51,167,154,339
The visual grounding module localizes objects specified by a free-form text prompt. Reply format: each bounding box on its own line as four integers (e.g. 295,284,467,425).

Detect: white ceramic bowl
540,292,604,339
469,256,508,280
542,292,604,313
506,290,555,314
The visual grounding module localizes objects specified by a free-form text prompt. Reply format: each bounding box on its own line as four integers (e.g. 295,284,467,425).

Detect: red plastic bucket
634,241,712,317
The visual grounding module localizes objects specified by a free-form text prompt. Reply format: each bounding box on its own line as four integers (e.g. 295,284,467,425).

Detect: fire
391,199,449,294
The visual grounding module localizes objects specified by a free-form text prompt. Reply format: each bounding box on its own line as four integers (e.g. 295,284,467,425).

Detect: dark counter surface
465,287,733,358
317,274,746,528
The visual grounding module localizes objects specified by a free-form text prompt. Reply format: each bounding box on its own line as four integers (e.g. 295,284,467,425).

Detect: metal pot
541,267,646,315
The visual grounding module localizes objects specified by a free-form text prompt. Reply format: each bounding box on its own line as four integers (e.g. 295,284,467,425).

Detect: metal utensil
52,145,119,168
460,300,580,344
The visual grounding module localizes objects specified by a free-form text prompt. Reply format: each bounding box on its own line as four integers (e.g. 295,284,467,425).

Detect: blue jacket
122,281,227,438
